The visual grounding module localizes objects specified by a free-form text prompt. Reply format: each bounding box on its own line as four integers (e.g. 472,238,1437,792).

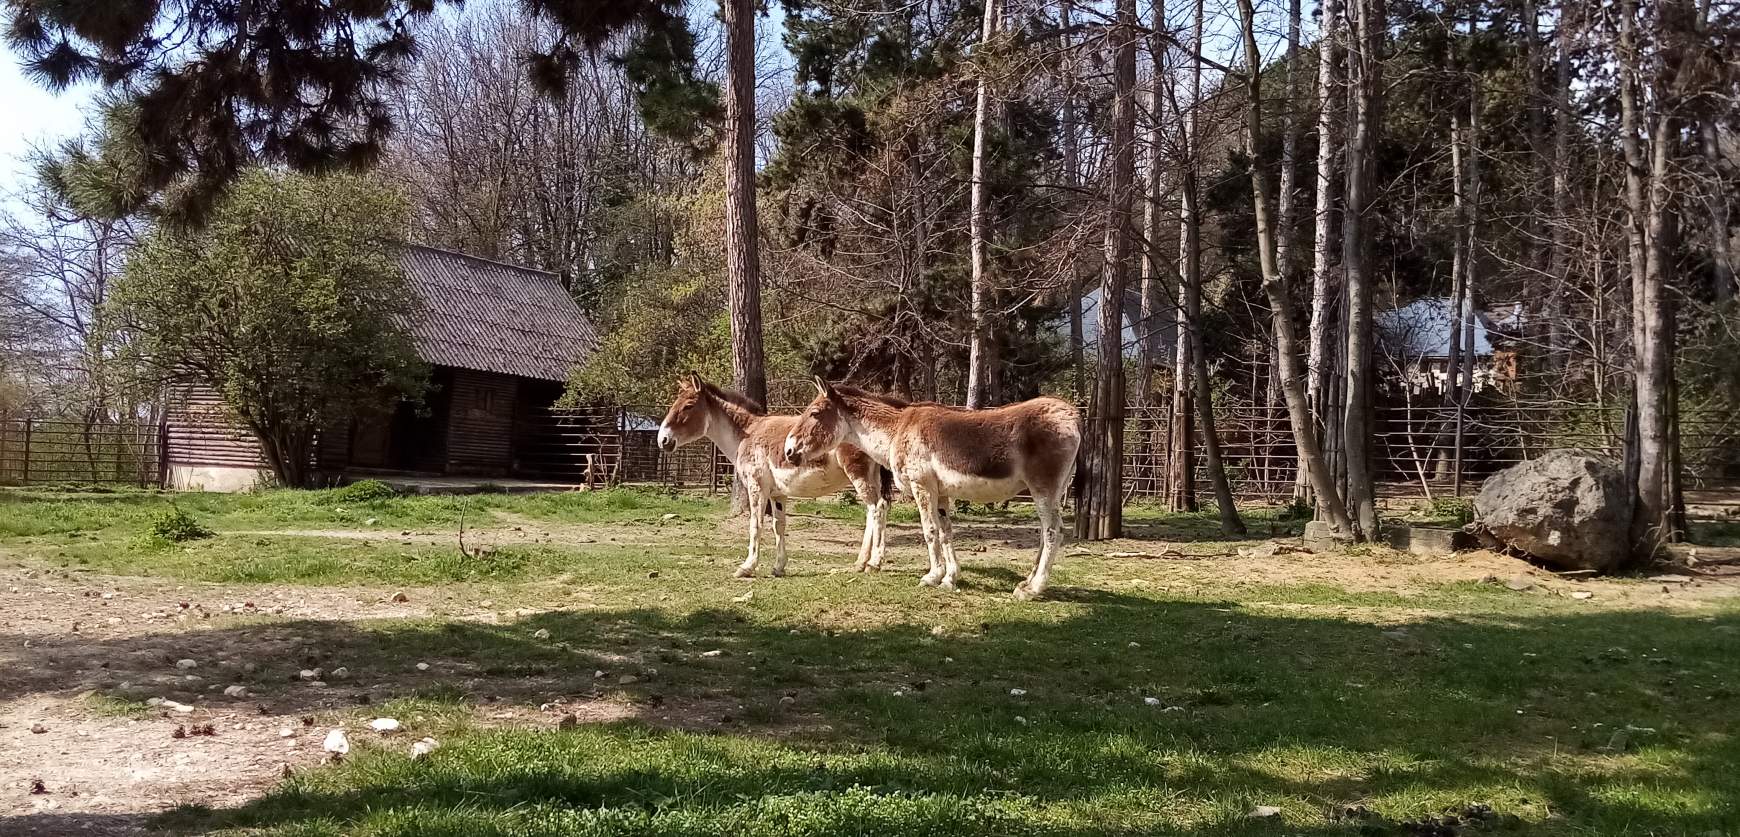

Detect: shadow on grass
4,588,1736,836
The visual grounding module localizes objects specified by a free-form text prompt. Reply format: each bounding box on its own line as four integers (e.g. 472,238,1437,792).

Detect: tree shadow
4,592,1736,835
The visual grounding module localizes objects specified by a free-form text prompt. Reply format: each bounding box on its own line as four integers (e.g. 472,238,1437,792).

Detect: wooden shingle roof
399,246,598,383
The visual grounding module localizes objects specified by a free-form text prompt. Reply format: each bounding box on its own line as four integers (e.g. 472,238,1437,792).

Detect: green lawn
2,487,1734,836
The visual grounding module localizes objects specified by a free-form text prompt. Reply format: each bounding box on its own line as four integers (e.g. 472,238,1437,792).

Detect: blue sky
0,55,93,195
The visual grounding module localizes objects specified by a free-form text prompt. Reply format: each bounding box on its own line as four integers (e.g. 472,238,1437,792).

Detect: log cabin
163,246,602,491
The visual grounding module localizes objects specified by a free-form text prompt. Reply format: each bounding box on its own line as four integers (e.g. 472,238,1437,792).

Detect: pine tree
4,0,708,221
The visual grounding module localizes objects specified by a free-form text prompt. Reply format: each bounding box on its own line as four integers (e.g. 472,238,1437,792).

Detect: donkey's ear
811,375,829,397
685,370,703,389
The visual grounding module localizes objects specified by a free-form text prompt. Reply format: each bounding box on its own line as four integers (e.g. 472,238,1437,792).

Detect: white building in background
1070,285,1177,364
1376,298,1520,396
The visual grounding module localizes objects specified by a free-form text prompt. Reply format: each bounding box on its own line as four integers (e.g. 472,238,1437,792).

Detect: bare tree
1137,0,1170,410
1171,0,1202,514
387,6,681,306
1618,0,1691,553
1237,0,1352,534
1700,121,1734,301
1306,0,1345,501
1061,0,1086,400
1274,0,1304,287
1339,0,1385,539
1077,0,1139,541
0,173,140,417
1545,0,1576,368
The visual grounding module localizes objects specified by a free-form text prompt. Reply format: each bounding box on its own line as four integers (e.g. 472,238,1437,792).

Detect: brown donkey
657,373,891,577
783,379,1081,599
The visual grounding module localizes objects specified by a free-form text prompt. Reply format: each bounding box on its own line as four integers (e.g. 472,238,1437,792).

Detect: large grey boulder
1472,450,1632,572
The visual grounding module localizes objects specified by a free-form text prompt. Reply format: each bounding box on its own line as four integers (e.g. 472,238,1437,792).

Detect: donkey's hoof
919,573,943,588
734,566,756,579
1013,581,1041,601
938,578,959,593
771,567,786,578
867,563,884,573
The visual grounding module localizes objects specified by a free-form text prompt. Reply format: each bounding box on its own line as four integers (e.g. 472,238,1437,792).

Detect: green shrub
1426,496,1474,525
330,479,398,503
149,507,214,543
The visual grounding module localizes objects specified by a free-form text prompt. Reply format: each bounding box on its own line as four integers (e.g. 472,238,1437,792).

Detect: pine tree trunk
1077,0,1137,540
1236,0,1352,534
1339,0,1383,540
722,0,765,516
967,0,1001,408
723,0,765,407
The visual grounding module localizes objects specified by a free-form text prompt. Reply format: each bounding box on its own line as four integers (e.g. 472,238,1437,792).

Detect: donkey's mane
832,385,912,409
699,381,768,416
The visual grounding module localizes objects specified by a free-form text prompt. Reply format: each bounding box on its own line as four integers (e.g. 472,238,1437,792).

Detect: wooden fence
9,399,1731,519
578,400,1740,517
0,416,162,487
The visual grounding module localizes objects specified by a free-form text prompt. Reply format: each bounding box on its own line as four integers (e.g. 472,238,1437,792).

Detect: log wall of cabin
444,368,517,475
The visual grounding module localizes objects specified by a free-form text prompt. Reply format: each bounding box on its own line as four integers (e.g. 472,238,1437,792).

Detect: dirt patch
0,568,648,835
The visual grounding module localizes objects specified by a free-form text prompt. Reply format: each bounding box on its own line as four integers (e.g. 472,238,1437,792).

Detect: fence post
21,418,31,485
619,403,633,487
158,417,171,488
1452,401,1465,497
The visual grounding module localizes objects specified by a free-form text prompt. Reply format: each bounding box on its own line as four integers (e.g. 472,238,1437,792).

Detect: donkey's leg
847,474,879,572
912,485,946,587
735,484,768,578
933,497,961,591
771,499,791,577
868,497,890,570
851,503,876,572
1015,488,1064,600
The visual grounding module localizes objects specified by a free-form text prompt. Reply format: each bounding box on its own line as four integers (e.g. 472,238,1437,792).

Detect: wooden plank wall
165,384,267,469
444,368,517,475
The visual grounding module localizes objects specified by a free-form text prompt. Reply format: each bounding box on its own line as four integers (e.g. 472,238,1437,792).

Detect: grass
82,692,153,719
1,487,1736,836
151,594,1738,836
0,484,714,539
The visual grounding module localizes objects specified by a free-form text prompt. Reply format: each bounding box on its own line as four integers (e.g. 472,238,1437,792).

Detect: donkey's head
784,377,850,466
657,372,710,451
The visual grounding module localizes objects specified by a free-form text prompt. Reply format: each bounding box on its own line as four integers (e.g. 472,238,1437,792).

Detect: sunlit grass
1,486,1734,836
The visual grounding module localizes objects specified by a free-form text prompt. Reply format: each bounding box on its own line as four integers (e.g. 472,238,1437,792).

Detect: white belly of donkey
930,462,1026,503
771,464,851,499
